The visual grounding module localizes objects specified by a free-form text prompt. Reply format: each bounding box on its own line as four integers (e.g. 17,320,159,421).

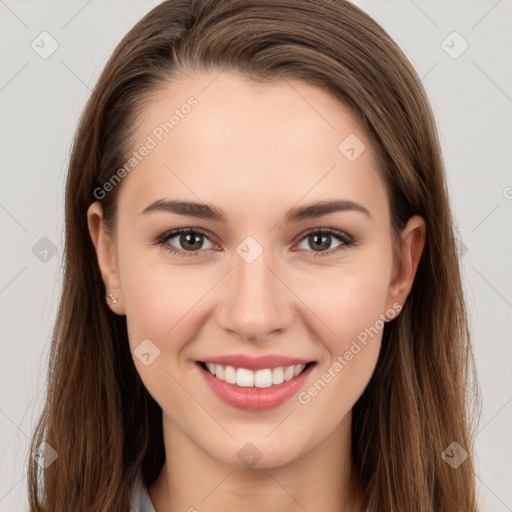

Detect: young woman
27,1,481,511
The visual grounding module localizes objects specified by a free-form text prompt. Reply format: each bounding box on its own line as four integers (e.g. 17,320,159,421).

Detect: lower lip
197,362,315,411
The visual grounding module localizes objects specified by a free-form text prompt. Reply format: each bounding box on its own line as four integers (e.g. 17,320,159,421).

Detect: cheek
120,241,392,346
300,259,391,351
292,267,389,431
121,260,201,348
118,243,222,370
118,248,209,409
118,221,393,345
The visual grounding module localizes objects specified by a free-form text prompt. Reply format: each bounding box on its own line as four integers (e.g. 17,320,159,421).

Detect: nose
215,244,294,343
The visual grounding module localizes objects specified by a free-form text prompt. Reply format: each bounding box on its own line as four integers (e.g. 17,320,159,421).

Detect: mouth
195,359,317,410
198,360,315,388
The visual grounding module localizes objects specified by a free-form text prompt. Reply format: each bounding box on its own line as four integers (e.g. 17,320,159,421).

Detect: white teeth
254,369,273,388
272,367,284,385
283,365,295,381
203,362,309,387
215,364,224,380
294,364,305,377
224,365,237,384
236,368,254,387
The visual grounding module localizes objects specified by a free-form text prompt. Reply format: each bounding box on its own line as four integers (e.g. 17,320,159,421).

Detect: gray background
1,0,511,510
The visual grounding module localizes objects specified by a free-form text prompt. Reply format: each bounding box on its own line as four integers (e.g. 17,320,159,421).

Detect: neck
149,411,364,512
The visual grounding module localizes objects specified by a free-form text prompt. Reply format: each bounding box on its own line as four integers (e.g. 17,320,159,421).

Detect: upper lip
198,354,315,371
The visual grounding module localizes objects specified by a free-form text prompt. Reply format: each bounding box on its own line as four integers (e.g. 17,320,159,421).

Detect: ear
87,201,126,315
384,215,426,320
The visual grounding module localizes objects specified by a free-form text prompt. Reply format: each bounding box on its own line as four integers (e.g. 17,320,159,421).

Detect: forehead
118,71,388,223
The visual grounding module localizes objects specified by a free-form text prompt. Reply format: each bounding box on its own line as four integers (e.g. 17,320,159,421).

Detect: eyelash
154,227,355,259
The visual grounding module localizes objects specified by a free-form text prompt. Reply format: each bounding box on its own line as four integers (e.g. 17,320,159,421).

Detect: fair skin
87,71,426,512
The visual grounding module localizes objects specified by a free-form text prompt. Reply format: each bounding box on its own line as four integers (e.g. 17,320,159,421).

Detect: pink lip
199,354,313,371
196,361,316,411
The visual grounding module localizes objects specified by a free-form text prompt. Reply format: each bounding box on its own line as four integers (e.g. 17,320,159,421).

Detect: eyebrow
140,198,371,223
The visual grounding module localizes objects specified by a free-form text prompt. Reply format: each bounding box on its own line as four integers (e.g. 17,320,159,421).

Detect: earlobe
86,202,125,315
385,215,427,318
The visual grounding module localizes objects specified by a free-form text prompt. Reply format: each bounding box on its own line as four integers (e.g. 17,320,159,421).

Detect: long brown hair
27,1,481,510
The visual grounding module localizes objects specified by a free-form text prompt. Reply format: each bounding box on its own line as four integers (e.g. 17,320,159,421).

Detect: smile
196,358,317,410
200,361,311,388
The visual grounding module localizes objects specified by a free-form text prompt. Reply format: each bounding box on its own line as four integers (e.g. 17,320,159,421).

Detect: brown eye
155,227,354,259
176,231,205,251
158,228,217,257
296,228,353,257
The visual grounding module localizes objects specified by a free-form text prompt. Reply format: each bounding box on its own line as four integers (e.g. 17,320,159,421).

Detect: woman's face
89,71,424,468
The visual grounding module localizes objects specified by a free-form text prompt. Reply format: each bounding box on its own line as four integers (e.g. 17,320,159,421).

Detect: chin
206,436,307,470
